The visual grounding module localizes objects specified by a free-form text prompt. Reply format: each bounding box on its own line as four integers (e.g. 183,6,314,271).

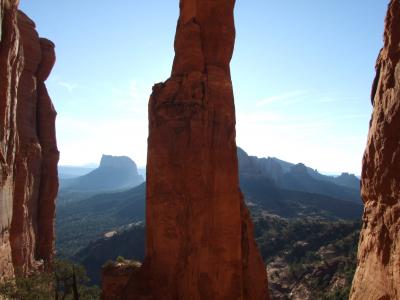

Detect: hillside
57,178,362,258
256,215,360,299
75,214,360,300
76,223,145,285
56,183,145,257
240,176,362,220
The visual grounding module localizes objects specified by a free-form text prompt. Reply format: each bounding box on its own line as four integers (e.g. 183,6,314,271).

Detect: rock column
9,11,59,275
111,0,269,299
0,5,58,280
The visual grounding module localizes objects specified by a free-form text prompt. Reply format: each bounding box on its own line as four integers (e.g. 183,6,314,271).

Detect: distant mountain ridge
59,155,144,193
237,147,361,203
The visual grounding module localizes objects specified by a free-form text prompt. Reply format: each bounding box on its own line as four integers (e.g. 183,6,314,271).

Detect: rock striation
0,0,23,280
103,0,269,299
0,3,59,280
350,0,400,299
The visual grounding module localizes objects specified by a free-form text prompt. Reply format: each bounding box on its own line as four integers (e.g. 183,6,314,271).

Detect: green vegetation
116,256,125,263
254,215,360,261
70,213,360,299
56,183,145,258
57,171,362,259
0,260,100,300
253,214,360,300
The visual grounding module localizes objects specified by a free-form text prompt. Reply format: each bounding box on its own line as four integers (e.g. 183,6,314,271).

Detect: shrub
0,260,100,300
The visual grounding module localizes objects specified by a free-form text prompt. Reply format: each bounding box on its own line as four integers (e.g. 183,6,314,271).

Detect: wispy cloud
110,79,151,116
58,81,79,92
256,90,361,107
237,111,282,124
256,90,312,107
313,95,360,104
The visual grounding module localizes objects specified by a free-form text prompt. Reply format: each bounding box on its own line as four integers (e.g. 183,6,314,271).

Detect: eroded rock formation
0,2,59,279
103,0,268,299
0,0,22,280
350,0,400,299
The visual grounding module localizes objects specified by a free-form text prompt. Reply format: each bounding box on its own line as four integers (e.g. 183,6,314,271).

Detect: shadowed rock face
0,4,58,279
102,0,268,299
350,1,400,299
0,0,22,280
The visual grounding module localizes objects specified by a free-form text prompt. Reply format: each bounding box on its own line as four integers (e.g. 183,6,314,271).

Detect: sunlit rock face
350,1,400,299
0,3,58,280
102,0,269,299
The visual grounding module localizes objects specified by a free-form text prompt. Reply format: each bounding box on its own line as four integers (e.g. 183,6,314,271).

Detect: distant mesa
99,155,136,169
59,155,144,192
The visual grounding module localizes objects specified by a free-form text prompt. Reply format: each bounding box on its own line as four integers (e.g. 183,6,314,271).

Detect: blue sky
20,0,389,174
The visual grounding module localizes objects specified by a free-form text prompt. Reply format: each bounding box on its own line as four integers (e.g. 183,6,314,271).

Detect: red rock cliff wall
350,1,400,299
103,0,269,299
0,0,22,280
0,4,58,279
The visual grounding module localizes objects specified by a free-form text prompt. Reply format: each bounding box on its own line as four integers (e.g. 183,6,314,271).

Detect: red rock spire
104,0,269,299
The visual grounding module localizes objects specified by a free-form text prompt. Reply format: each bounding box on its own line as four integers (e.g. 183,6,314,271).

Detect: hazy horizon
57,149,359,177
20,0,389,174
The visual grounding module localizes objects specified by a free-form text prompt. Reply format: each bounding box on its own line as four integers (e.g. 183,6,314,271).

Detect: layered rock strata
350,0,400,299
0,4,58,279
103,0,268,299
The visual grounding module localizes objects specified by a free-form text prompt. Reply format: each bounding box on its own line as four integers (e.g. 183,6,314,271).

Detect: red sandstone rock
37,38,55,82
102,262,141,300
350,1,400,299
36,79,59,264
0,0,23,280
0,5,58,280
103,0,269,299
10,10,44,275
